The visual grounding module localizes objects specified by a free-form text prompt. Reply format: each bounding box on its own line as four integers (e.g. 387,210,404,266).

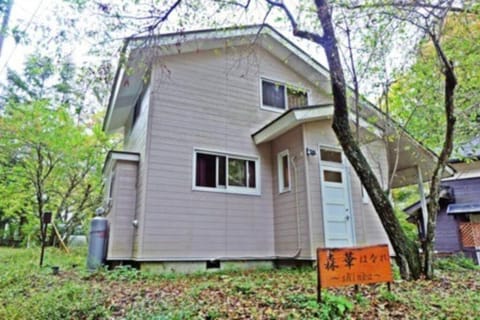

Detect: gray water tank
87,216,109,270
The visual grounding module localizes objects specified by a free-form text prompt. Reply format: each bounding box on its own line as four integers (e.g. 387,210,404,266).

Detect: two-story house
102,24,450,272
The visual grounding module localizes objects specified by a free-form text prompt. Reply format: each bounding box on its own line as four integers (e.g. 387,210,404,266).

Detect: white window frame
319,146,344,167
259,77,309,113
130,84,150,133
318,144,356,245
277,149,291,193
192,148,261,195
105,170,115,211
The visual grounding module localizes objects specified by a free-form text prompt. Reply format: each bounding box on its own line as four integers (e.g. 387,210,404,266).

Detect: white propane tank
87,208,109,270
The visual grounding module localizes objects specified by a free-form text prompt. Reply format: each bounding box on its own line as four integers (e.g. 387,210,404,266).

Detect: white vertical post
417,165,428,239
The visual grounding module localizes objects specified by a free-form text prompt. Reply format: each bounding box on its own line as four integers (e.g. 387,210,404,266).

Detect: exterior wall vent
206,260,220,269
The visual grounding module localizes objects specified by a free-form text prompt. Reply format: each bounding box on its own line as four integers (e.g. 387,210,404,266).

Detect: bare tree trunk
423,33,457,279
315,0,421,279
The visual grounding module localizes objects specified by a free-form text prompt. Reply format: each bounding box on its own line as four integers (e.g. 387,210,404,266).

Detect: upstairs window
277,150,291,193
261,79,308,111
262,80,286,110
132,96,142,127
131,84,150,128
194,150,259,194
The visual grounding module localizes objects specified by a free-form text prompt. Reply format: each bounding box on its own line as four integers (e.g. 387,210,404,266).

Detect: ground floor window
277,150,290,193
194,150,259,194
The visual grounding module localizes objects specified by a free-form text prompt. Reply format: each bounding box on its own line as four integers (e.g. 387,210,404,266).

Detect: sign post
39,211,52,267
317,244,393,302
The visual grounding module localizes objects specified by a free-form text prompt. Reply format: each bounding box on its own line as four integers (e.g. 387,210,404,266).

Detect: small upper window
261,79,308,111
194,150,259,194
277,150,291,193
320,149,343,163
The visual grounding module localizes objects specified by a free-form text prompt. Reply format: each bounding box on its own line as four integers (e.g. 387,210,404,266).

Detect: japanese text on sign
317,244,393,288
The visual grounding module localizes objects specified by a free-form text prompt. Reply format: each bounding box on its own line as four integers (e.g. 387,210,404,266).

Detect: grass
1,247,479,319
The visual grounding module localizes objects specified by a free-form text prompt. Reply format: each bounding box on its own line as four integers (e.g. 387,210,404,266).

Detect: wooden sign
317,244,393,300
42,211,52,224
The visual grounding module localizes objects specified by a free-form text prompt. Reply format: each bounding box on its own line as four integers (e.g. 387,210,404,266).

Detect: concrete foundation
140,260,274,274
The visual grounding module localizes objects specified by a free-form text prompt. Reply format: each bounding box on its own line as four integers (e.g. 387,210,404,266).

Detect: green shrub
0,247,109,319
435,254,479,271
106,265,142,281
320,292,354,319
286,292,353,319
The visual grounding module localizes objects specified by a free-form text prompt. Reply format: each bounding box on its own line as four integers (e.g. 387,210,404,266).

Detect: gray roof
451,136,480,162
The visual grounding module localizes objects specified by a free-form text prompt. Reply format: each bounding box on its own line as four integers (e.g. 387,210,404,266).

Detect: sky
0,0,330,83
0,0,47,79
0,0,408,103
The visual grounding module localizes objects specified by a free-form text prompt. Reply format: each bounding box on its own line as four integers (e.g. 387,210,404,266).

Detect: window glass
218,156,226,187
132,95,142,127
108,173,115,199
324,170,343,183
320,149,342,163
195,151,258,192
277,151,290,193
196,153,216,187
248,161,256,188
282,155,289,189
262,80,286,110
228,158,247,187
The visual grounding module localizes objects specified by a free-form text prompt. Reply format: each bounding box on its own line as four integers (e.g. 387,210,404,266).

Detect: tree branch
346,0,473,14
265,0,327,45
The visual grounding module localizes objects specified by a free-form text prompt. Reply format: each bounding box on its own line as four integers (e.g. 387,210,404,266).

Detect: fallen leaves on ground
83,267,480,319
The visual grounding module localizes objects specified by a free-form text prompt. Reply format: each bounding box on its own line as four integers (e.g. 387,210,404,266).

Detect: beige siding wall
357,140,391,247
123,86,151,257
304,121,390,254
136,44,330,260
271,127,310,258
107,160,138,259
304,121,338,252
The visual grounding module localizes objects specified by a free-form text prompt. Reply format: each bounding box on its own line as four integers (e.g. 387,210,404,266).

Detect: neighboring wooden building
405,138,480,263
102,25,450,272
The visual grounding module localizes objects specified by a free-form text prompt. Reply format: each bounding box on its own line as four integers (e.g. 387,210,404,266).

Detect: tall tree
0,101,109,255
388,12,480,152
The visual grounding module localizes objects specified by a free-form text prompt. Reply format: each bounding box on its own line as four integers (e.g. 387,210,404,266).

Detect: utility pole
0,0,13,58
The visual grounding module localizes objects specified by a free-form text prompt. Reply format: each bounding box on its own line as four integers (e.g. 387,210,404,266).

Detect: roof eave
252,105,334,144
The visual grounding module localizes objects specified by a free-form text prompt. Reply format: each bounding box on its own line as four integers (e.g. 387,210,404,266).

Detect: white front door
319,148,354,247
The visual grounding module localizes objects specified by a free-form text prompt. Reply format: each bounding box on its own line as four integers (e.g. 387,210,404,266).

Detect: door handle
345,215,350,221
